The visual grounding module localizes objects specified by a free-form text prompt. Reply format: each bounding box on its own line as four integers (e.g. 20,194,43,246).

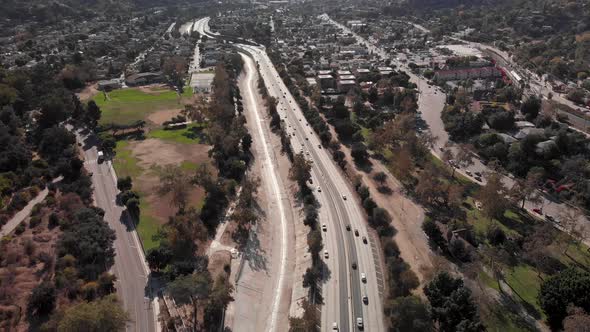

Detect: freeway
196,16,384,331
76,131,158,332
240,43,385,332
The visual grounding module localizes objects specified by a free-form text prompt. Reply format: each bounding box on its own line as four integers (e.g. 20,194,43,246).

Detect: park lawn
112,141,142,178
483,303,538,332
95,87,192,125
180,160,200,171
503,265,546,320
137,196,160,251
148,123,207,144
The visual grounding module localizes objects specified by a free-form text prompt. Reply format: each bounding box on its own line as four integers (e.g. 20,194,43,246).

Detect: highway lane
197,16,384,331
241,44,384,332
76,131,158,332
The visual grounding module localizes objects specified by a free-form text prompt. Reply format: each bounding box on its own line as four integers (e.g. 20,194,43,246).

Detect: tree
509,170,542,209
146,246,172,271
157,165,192,212
84,100,101,129
563,306,590,332
386,295,433,332
476,172,508,220
55,294,129,332
27,281,56,317
289,152,312,186
424,272,483,332
57,208,116,280
423,219,446,251
204,275,235,330
351,142,369,163
168,273,212,330
558,208,588,255
116,176,132,192
373,171,387,185
288,299,319,332
242,133,252,153
539,268,590,329
520,96,541,120
163,56,188,95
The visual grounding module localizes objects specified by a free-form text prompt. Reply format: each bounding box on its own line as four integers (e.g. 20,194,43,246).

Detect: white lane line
239,52,289,332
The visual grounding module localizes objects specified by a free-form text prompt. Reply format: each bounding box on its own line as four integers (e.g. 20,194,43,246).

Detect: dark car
352,262,357,270
346,225,351,231
362,236,368,244
354,229,359,236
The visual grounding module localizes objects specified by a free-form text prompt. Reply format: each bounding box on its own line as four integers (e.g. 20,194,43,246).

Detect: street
77,131,158,332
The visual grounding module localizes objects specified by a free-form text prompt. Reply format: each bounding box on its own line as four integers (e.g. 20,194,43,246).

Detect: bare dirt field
146,109,182,126
130,138,210,169
76,83,99,101
125,138,212,225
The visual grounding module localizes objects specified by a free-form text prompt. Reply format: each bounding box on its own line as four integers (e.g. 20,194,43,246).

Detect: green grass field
95,87,192,125
112,141,142,178
138,197,161,251
148,123,207,144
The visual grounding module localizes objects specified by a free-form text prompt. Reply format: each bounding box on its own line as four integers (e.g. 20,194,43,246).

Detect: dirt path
323,114,435,284
226,56,298,332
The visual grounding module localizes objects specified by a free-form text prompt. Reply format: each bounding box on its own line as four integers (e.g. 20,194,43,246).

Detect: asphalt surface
239,43,385,332
196,16,384,331
76,130,158,332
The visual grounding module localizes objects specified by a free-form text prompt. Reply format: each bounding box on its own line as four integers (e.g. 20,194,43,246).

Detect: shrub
27,282,56,317
15,223,26,235
29,216,42,228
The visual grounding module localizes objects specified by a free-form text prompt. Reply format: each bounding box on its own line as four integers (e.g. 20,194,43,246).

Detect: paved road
197,16,383,331
76,131,159,332
240,43,385,332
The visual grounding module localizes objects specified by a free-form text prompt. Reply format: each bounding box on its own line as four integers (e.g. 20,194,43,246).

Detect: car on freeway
346,224,351,231
361,273,366,283
532,208,542,214
466,170,472,176
318,144,322,149
324,251,329,259
362,295,368,304
474,171,482,177
332,322,338,330
354,229,359,236
317,186,322,192
352,262,357,270
342,195,347,200
362,236,368,244
474,176,482,182
322,224,327,232
356,317,364,329
545,215,556,223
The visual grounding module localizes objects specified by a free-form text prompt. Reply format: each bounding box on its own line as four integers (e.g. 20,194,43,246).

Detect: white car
317,186,322,192
342,195,347,200
356,317,363,329
332,322,338,330
361,273,366,283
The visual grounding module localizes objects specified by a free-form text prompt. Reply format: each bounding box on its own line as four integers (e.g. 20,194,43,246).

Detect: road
196,16,384,331
321,15,590,239
77,131,158,332
239,43,385,332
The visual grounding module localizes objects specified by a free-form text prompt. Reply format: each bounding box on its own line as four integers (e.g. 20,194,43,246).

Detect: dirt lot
126,139,211,225
146,109,182,126
76,83,99,101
